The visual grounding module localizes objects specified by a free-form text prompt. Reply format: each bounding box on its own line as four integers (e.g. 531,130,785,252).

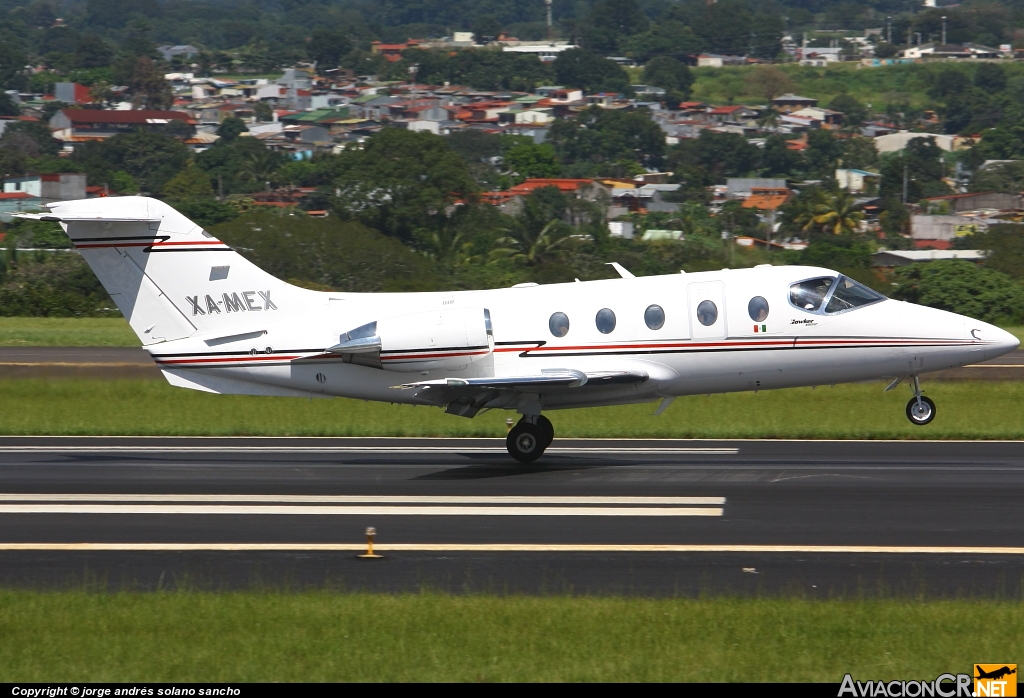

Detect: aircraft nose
971,323,1020,358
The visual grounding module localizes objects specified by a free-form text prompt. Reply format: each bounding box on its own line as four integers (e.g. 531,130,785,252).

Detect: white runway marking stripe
0,446,738,455
0,543,1021,554
0,504,723,517
0,494,725,505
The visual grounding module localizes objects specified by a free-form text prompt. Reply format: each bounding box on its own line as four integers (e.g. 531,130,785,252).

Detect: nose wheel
506,415,554,463
905,376,936,426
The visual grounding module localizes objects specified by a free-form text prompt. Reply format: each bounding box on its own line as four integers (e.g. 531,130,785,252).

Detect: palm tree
490,218,573,266
809,191,864,235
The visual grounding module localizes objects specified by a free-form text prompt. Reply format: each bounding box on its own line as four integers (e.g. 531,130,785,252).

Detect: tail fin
20,197,319,345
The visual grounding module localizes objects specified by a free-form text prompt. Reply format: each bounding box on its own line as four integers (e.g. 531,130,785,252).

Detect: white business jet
18,197,1019,462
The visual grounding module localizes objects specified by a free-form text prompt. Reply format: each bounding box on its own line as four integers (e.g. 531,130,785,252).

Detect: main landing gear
905,375,936,426
506,415,554,463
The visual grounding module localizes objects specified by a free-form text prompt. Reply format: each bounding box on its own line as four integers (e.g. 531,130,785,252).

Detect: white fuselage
149,264,1019,412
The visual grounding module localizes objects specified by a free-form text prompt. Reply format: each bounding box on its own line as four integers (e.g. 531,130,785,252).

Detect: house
370,40,422,62
799,47,842,65
707,105,758,124
53,82,92,105
910,214,988,249
741,187,791,211
501,42,579,62
49,109,196,143
0,192,41,222
902,43,1000,59
771,94,818,113
790,107,844,129
835,169,881,193
874,131,959,154
482,178,610,213
726,178,788,200
922,192,1023,214
697,54,747,68
3,173,87,203
872,249,985,267
606,183,682,214
157,45,199,62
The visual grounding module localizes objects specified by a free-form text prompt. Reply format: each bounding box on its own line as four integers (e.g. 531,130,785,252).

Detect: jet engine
329,307,493,372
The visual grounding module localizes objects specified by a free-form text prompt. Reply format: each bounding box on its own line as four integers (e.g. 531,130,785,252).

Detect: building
0,192,41,222
741,187,791,211
53,82,92,105
726,178,788,200
874,131,959,154
902,43,1000,60
157,45,199,62
923,192,1024,214
501,42,578,62
49,109,196,143
790,107,844,129
3,173,87,203
771,94,818,113
910,214,988,249
835,169,881,193
872,249,985,267
697,54,747,68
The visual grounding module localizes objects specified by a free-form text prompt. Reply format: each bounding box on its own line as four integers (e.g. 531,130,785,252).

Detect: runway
0,346,1022,379
1,437,1022,596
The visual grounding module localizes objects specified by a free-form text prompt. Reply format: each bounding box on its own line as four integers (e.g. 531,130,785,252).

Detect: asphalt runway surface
1,437,1022,597
1,346,1022,379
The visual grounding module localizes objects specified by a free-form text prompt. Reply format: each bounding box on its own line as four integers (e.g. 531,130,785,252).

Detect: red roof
60,109,195,125
0,192,36,200
709,105,748,115
73,83,91,104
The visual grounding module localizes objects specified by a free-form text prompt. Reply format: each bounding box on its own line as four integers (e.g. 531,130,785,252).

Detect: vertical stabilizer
21,197,321,345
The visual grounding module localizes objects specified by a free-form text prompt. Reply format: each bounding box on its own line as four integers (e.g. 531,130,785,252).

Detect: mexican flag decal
753,324,767,333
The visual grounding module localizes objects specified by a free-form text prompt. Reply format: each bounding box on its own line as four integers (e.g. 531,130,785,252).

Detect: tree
642,56,693,98
307,29,351,70
805,130,844,179
74,35,114,69
975,224,1024,280
841,137,880,171
880,137,950,202
329,128,478,242
761,134,803,178
745,65,795,101
253,102,273,122
621,21,704,63
503,143,561,182
974,63,1007,94
548,106,666,175
0,92,18,117
874,42,899,58
70,131,190,194
829,94,869,129
930,68,972,100
969,161,1024,194
472,15,501,43
216,116,248,143
128,56,172,110
162,164,215,200
491,188,574,266
891,260,1024,324
668,130,760,184
552,49,630,94
806,191,865,236
582,0,650,54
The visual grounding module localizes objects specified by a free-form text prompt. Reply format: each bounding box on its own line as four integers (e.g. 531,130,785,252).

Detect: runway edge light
358,526,383,559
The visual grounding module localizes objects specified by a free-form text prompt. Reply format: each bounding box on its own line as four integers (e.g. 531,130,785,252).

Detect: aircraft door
688,281,727,341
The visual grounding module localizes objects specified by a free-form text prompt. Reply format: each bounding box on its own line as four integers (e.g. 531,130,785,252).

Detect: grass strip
0,591,1020,682
0,317,139,347
2,378,1024,438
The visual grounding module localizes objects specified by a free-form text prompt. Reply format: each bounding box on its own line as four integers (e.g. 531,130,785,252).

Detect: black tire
906,396,936,425
536,415,554,447
507,422,546,463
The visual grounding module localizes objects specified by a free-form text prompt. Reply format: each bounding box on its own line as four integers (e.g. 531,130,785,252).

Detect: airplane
17,197,1020,462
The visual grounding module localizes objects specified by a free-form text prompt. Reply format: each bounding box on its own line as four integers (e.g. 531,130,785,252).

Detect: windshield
789,277,836,312
824,276,886,314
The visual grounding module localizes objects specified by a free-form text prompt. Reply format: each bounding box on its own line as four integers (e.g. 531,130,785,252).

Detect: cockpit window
824,276,885,314
789,277,835,312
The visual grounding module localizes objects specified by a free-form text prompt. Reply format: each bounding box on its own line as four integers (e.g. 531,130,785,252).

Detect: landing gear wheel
906,396,936,425
507,422,546,463
535,415,554,448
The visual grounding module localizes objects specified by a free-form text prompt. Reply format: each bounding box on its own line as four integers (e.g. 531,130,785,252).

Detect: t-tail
17,197,321,345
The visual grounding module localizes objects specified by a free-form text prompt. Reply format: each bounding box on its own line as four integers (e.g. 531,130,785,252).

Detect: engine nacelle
331,308,493,372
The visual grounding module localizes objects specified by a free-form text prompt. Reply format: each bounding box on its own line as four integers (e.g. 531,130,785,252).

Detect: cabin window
696,300,718,326
549,312,570,337
824,276,885,314
789,277,836,312
644,304,665,330
748,296,769,322
595,308,616,334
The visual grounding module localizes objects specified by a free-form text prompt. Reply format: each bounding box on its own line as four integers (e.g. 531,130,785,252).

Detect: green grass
2,378,1024,438
0,317,139,347
0,592,1020,682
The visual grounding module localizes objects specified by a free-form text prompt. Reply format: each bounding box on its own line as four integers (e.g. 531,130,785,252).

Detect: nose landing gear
905,375,936,426
506,415,554,463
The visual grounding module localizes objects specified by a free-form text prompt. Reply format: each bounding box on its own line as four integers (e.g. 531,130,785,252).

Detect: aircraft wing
393,369,648,417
